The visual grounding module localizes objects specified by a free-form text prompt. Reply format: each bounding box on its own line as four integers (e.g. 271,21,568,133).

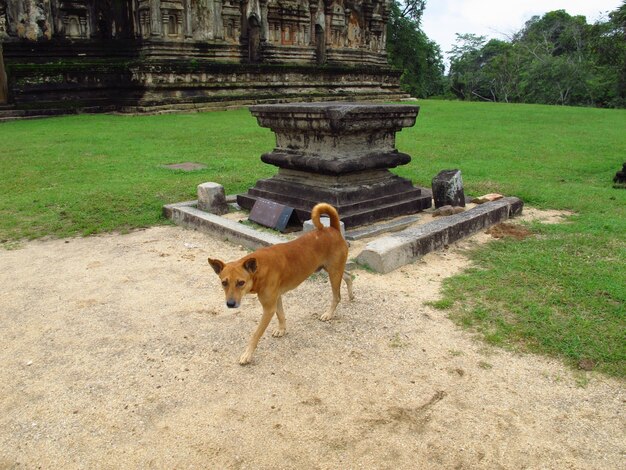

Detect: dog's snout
226,299,237,308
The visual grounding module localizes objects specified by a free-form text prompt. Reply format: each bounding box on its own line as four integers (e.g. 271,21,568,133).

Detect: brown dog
208,203,354,365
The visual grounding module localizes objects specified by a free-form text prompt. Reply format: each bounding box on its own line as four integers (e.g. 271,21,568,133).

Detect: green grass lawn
1,100,624,377
0,110,275,240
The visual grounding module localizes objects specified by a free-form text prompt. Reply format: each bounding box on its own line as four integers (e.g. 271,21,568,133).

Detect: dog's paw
272,328,286,338
319,312,333,322
239,350,254,365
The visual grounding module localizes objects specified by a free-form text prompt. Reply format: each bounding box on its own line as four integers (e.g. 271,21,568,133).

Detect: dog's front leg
239,301,276,365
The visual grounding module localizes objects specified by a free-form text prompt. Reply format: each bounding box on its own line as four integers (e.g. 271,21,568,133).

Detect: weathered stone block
432,169,466,208
356,197,524,273
197,182,228,215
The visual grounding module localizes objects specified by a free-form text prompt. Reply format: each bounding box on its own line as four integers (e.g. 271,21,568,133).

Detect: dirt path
0,214,623,469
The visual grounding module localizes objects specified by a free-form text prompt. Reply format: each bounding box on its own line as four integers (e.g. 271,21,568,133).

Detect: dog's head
208,257,257,308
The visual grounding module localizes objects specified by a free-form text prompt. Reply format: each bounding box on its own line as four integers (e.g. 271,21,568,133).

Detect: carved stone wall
0,0,404,115
1,0,388,61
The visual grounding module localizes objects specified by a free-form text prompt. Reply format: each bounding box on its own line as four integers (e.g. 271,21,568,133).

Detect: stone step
238,187,432,229
244,180,426,211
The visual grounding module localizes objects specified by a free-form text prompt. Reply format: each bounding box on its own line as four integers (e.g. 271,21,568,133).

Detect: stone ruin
164,101,524,273
0,0,405,115
237,102,432,227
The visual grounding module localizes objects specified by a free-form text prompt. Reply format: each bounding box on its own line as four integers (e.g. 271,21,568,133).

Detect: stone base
2,42,406,117
237,168,432,228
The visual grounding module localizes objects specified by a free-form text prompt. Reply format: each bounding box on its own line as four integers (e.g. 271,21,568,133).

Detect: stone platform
163,197,524,273
237,102,432,228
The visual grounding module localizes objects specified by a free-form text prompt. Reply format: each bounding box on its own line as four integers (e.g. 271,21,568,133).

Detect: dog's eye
221,280,228,287
236,280,245,287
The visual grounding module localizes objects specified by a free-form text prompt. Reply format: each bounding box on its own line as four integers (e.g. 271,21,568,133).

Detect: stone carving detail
58,1,90,39
1,0,390,65
5,0,53,41
0,1,7,38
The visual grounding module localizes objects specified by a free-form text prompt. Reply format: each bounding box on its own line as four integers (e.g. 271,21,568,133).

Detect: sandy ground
0,209,624,469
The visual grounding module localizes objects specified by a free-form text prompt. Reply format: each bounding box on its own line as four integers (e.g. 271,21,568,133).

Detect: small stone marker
432,169,466,208
303,217,346,237
197,182,228,215
248,198,295,232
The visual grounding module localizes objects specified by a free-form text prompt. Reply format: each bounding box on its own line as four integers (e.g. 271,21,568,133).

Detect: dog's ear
208,258,225,275
243,258,257,274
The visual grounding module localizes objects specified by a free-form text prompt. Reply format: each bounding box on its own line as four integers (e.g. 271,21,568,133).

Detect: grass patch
425,298,454,310
0,110,273,240
0,100,624,377
401,101,625,378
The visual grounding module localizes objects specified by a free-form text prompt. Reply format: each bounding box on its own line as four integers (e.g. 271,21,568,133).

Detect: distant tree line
387,1,626,108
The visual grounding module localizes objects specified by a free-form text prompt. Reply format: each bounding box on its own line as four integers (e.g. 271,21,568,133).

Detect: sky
421,0,624,65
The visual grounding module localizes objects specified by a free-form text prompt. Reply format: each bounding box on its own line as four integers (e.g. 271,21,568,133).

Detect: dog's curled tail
311,203,341,231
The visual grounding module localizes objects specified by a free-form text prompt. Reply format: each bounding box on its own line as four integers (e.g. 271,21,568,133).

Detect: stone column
150,0,162,37
213,0,223,40
324,3,332,47
259,0,269,42
308,1,317,45
184,0,192,38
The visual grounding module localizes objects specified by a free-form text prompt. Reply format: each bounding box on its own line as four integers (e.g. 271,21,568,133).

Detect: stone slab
345,215,421,241
355,197,523,273
248,199,295,232
163,201,287,250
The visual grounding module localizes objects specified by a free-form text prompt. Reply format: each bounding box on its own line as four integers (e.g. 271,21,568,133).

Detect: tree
587,1,626,106
386,1,445,97
514,10,595,105
447,33,489,100
446,6,626,107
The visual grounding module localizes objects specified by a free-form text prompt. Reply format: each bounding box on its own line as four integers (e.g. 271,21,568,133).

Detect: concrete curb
355,197,523,273
163,201,287,250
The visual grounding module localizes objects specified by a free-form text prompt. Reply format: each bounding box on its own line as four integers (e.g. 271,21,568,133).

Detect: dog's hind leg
343,271,354,300
320,268,343,321
239,301,276,365
272,296,286,338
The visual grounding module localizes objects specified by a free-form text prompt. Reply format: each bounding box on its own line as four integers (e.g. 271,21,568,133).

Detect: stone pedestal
237,102,432,228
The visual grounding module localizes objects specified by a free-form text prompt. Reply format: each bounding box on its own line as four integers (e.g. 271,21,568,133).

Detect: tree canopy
387,1,626,107
447,2,626,107
386,0,445,98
